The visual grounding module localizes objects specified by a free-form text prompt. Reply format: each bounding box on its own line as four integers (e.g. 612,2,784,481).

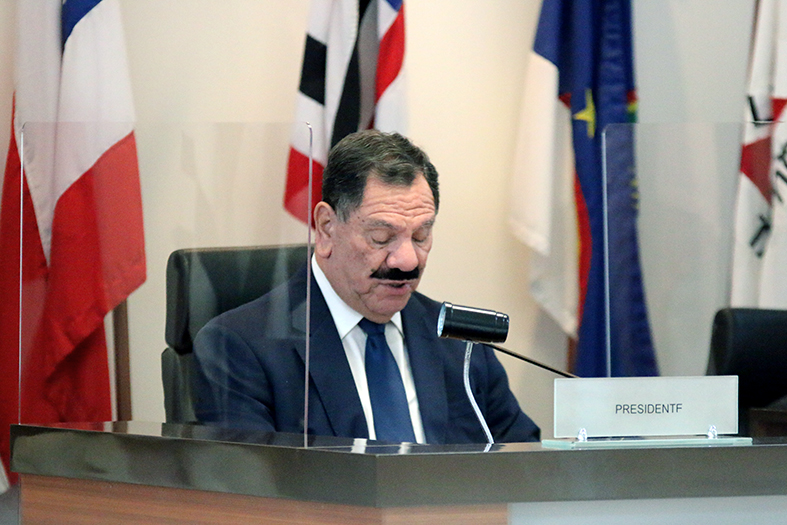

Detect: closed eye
369,232,395,246
413,224,434,244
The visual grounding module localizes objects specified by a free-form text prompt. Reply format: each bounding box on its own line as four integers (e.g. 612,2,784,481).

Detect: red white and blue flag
284,0,407,223
732,0,787,308
0,0,146,485
511,0,658,377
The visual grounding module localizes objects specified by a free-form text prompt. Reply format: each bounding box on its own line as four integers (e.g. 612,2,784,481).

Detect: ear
313,201,337,258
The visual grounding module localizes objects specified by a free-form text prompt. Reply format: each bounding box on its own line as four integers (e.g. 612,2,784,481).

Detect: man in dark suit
193,130,539,444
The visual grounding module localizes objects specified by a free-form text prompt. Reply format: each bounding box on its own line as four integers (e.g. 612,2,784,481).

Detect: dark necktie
358,318,416,443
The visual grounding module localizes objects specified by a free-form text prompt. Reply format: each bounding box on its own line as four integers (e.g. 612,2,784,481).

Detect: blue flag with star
532,0,658,376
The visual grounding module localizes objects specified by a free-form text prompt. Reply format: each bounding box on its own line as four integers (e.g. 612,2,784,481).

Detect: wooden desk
11,422,787,524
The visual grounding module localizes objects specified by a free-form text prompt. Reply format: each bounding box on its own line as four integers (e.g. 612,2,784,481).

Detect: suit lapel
290,268,369,438
402,299,448,444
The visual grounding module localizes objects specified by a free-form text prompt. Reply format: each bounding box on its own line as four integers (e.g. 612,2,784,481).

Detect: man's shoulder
201,274,303,336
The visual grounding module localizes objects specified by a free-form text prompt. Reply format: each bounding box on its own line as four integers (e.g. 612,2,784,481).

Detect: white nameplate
553,376,738,438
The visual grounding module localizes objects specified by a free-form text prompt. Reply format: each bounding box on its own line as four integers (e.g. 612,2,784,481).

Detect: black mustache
370,266,420,281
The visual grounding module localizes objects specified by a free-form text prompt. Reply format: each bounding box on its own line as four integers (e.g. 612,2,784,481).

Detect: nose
386,239,420,273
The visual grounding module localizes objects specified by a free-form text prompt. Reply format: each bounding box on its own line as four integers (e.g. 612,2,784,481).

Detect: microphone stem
487,343,578,379
463,341,494,445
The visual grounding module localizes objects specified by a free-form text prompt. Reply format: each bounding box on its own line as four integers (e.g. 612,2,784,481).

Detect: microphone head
437,302,509,343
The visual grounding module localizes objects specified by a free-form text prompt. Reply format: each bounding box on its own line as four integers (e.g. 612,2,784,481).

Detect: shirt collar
311,254,403,339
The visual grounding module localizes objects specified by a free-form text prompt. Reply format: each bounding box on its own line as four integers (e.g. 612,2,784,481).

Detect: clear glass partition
6,119,757,481
13,121,315,455
602,122,742,377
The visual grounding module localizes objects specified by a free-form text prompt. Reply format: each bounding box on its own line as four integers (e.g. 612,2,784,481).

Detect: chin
375,296,412,318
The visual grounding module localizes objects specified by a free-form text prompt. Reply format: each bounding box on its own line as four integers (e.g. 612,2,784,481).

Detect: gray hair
321,130,439,221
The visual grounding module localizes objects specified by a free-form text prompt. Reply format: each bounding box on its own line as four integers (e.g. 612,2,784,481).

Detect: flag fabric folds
0,0,146,483
732,0,787,309
284,0,407,223
511,0,658,377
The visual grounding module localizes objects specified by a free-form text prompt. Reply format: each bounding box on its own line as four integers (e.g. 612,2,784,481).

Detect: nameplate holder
543,376,752,449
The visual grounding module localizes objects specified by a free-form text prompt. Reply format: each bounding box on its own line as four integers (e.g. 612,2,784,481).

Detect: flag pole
113,300,132,421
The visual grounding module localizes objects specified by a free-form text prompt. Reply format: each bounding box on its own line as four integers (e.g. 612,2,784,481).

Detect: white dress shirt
311,256,426,443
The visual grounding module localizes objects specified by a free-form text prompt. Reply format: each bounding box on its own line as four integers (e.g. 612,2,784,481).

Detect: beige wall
0,0,755,437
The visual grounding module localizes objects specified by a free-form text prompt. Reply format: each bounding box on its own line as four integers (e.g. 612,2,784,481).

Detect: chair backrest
162,244,309,423
708,307,787,434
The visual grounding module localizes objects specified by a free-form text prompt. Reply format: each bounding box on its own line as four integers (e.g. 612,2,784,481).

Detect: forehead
352,176,436,225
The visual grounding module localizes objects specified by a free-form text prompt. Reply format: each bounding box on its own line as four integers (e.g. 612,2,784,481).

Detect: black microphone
437,302,509,343
437,302,576,378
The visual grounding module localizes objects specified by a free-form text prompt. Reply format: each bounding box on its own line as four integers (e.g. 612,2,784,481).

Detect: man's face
315,174,436,323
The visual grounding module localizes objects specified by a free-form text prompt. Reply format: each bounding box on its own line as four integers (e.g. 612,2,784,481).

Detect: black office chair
162,244,309,423
707,307,787,435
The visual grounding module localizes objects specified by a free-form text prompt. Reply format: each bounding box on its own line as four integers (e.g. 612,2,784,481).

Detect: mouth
369,266,421,296
376,279,416,292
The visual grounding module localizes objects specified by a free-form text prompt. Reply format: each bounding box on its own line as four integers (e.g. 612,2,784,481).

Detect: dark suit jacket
193,266,540,444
